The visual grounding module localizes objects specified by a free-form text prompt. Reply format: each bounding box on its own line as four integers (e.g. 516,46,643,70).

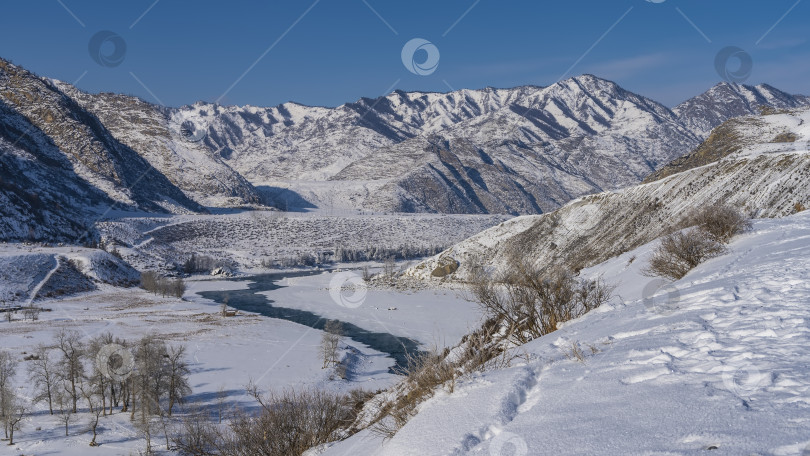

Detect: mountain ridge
2,55,809,241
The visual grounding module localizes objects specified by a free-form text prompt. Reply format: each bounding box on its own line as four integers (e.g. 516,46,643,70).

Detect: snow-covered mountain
675,82,810,138
0,58,213,242
2,55,809,241
407,107,810,282
184,76,699,213
175,75,808,214
53,84,263,208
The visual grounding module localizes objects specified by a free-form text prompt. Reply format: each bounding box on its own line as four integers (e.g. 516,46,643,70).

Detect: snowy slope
0,59,202,215
195,75,703,214
675,82,810,138
0,244,139,303
407,107,810,282
324,210,810,456
53,84,263,208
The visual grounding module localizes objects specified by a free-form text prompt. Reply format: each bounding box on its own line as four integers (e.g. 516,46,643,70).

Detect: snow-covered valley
0,264,481,455
2,42,810,456
324,211,810,456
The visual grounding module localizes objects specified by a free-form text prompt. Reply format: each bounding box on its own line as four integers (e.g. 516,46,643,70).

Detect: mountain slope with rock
2,55,809,243
0,58,203,214
177,76,808,214
53,83,263,208
406,107,810,282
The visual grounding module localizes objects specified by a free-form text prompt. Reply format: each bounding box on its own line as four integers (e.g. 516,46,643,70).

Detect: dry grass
772,132,798,143
562,341,586,363
370,320,523,440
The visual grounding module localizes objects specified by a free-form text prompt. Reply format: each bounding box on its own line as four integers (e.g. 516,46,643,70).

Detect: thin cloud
580,53,675,80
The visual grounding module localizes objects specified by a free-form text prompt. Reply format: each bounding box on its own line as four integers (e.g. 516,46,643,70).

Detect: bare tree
383,257,396,278
132,337,163,422
217,385,227,423
3,390,25,446
56,328,84,413
83,390,103,447
140,271,158,294
22,305,40,321
165,345,191,416
55,392,74,436
135,413,154,455
320,320,343,369
27,344,56,415
170,278,186,299
0,351,18,439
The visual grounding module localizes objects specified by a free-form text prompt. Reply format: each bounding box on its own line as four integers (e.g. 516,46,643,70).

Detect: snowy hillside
0,59,202,215
325,210,810,456
0,244,139,303
675,82,810,138
407,107,810,282
96,211,509,273
186,75,807,214
54,84,263,208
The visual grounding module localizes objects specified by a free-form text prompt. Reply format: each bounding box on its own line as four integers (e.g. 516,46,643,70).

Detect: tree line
141,271,186,298
1,329,191,451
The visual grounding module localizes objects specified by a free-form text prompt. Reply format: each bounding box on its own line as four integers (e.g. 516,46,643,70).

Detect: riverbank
0,268,481,455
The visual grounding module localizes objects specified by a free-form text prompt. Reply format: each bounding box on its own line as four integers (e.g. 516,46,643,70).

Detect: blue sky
1,1,807,108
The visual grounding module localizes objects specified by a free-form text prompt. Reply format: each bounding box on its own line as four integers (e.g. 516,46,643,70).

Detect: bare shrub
470,261,614,344
232,386,358,456
772,132,798,143
174,387,372,456
794,202,806,213
689,205,751,243
644,229,727,281
173,406,229,455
